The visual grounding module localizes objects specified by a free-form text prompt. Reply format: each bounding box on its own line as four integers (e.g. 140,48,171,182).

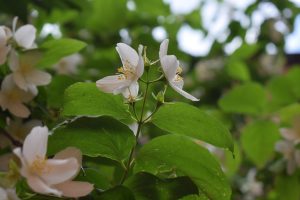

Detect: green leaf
37,38,86,68
218,82,267,115
125,172,198,200
274,174,300,200
241,120,280,167
152,102,233,151
46,75,76,108
134,134,231,200
225,59,250,81
62,82,132,123
286,67,300,98
276,103,300,125
94,186,135,200
48,117,135,163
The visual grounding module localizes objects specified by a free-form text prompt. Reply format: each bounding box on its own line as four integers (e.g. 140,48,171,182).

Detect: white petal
0,27,6,46
13,148,30,177
1,74,15,91
275,140,292,155
27,175,62,197
280,128,298,141
6,188,20,200
40,158,79,185
122,81,139,99
160,55,178,80
13,72,28,91
0,187,8,200
116,43,139,68
135,45,144,78
0,46,10,65
23,126,49,165
170,82,199,101
26,70,52,86
54,181,93,198
159,39,169,59
8,49,19,72
54,147,82,167
7,102,31,118
14,25,36,49
96,75,131,94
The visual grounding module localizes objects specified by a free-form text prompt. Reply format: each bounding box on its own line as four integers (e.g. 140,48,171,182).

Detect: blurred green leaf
218,82,267,115
134,134,231,200
38,38,86,68
94,185,135,200
152,102,234,151
273,174,300,200
46,75,76,108
241,120,280,167
225,59,250,81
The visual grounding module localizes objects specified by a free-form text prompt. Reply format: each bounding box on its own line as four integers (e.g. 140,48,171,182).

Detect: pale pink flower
13,126,93,198
0,75,35,118
0,187,20,200
96,43,144,101
11,17,36,50
159,39,199,101
0,26,12,65
8,50,51,94
275,139,300,175
53,53,83,75
241,169,263,200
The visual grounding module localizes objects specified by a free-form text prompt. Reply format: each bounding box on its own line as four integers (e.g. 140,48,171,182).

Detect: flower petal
27,175,62,197
13,148,30,177
96,75,131,94
41,158,79,185
280,128,298,141
23,126,49,165
54,147,82,166
170,83,199,101
122,81,139,99
0,46,10,65
159,39,169,59
12,71,28,91
14,25,36,49
26,70,52,86
116,43,139,68
8,49,19,72
160,55,178,80
0,27,7,46
54,181,94,198
7,102,31,118
135,45,144,78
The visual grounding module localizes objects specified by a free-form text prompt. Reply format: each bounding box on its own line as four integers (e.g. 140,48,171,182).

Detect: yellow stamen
29,156,50,175
176,66,183,74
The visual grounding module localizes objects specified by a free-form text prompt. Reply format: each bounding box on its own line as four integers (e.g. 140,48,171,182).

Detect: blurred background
1,0,300,199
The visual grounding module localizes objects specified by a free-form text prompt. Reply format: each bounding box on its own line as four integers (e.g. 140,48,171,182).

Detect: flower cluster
96,39,199,102
0,17,51,118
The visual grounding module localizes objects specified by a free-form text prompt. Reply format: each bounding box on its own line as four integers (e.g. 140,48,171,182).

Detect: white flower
275,139,300,175
13,126,93,198
279,117,300,144
0,75,35,118
0,187,20,200
96,43,144,101
12,17,36,49
159,39,199,101
53,53,83,75
0,26,12,65
241,169,263,200
8,50,51,94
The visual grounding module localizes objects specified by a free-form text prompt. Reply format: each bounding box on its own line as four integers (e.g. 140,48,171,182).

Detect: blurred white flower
11,17,36,49
13,126,93,198
8,50,51,94
0,17,36,66
53,53,83,75
195,58,223,81
241,169,263,200
6,118,42,142
96,43,144,101
0,187,20,200
159,39,199,101
275,139,300,175
279,117,300,144
0,75,35,118
0,26,12,65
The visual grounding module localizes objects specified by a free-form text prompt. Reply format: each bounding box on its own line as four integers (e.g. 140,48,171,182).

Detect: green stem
120,71,150,184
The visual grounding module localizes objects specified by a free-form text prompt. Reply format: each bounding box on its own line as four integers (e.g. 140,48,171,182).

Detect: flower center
29,156,50,175
117,60,135,80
